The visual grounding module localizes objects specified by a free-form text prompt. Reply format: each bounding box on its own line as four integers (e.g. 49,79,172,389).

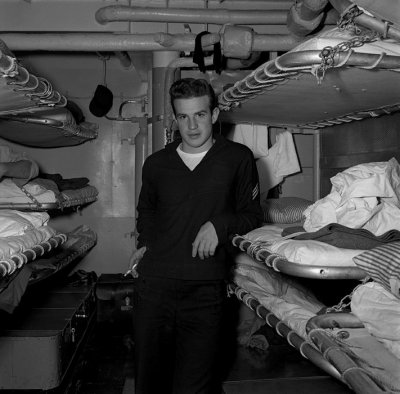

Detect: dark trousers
132,275,226,394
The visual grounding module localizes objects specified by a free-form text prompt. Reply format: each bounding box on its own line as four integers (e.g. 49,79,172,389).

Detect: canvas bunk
218,18,400,129
229,278,400,394
0,41,98,147
219,2,400,393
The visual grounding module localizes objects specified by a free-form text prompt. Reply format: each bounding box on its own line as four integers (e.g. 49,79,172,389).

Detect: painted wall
280,133,315,202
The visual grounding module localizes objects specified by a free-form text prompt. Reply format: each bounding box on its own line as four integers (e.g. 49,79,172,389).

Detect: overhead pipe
0,32,221,52
123,0,295,9
225,51,263,69
135,116,150,212
287,0,330,36
95,6,290,25
329,0,400,42
152,51,180,153
1,32,306,52
103,100,150,218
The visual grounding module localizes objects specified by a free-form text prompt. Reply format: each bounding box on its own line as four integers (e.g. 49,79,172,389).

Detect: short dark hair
169,78,217,114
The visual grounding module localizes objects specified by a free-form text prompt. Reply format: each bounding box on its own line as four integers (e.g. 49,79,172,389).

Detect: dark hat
89,84,113,117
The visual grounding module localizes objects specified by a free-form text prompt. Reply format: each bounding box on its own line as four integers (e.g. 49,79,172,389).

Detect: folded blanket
281,223,400,250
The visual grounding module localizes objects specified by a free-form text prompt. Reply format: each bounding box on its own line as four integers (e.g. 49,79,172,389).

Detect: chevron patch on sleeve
252,183,259,200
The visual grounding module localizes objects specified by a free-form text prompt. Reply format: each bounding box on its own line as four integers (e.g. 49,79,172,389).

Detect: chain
310,3,383,84
337,4,363,33
19,185,42,208
313,32,379,84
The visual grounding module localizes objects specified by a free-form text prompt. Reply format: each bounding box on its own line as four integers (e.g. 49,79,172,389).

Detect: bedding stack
0,174,98,209
0,210,60,278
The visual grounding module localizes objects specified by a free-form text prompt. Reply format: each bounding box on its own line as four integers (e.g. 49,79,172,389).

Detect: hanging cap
89,84,113,117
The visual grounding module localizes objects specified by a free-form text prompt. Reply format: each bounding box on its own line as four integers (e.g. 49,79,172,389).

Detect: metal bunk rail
0,49,67,116
0,233,67,287
307,313,397,394
232,235,367,280
219,50,400,129
0,194,98,212
228,282,342,381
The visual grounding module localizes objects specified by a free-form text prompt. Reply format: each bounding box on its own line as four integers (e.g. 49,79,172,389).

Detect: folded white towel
256,130,300,195
228,123,269,159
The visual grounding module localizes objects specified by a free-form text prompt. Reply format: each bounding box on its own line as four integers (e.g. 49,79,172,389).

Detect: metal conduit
95,6,289,25
0,32,306,53
287,0,330,36
0,33,219,52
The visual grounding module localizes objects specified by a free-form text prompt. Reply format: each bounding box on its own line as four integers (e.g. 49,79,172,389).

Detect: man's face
173,95,219,154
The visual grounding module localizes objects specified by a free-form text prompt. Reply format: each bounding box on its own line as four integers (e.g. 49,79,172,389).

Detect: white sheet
0,210,50,237
235,253,324,312
234,273,319,339
351,282,400,360
304,158,400,235
0,180,98,206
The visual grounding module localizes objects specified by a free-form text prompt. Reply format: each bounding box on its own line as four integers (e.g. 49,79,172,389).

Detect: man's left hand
192,221,218,260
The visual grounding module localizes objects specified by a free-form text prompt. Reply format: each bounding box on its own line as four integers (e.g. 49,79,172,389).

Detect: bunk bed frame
0,43,98,147
232,233,367,280
219,5,400,394
229,283,398,394
0,40,99,315
219,29,400,129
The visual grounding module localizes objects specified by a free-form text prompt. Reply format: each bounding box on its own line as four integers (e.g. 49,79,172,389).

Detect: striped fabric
262,197,312,224
353,241,400,299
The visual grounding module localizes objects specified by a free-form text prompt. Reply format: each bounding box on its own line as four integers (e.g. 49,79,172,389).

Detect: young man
129,78,263,394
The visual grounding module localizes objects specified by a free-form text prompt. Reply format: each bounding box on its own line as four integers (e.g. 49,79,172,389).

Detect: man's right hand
126,246,147,278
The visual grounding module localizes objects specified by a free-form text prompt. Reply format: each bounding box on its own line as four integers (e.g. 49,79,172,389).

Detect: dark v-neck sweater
136,134,263,280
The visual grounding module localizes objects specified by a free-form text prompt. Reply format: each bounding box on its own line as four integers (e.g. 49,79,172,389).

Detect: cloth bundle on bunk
0,174,98,210
303,157,400,234
0,144,96,209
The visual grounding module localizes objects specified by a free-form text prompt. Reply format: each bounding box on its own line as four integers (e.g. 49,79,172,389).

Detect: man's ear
211,107,220,124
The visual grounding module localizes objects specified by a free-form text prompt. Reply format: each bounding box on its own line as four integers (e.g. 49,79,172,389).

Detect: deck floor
63,316,352,394
0,296,353,394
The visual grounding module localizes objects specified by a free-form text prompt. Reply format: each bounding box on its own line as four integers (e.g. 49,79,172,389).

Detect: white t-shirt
176,144,209,171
